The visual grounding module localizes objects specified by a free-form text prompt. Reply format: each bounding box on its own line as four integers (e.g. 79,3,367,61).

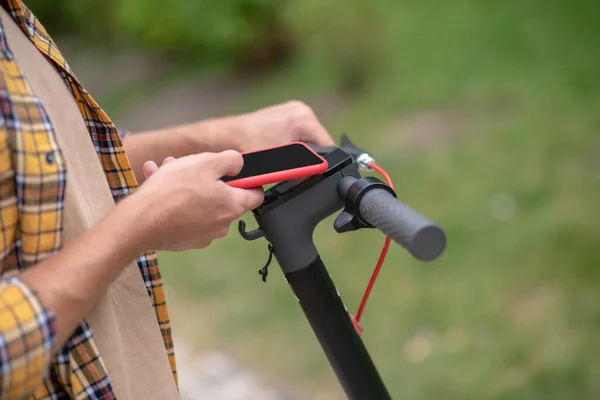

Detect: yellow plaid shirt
0,1,177,398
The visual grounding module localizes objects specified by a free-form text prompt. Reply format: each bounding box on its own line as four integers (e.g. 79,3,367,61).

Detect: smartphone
221,141,328,189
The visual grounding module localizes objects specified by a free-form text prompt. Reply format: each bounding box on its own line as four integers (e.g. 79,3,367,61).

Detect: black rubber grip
358,189,446,261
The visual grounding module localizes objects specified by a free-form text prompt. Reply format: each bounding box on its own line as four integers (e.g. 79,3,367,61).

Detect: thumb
208,150,244,179
299,120,336,147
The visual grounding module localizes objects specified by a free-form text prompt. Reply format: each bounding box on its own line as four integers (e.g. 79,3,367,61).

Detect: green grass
100,1,599,398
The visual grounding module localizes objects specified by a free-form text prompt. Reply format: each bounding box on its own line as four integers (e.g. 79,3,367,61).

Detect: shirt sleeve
0,128,56,397
0,277,56,399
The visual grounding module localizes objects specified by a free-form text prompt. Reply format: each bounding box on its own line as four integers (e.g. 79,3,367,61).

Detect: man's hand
130,150,263,252
124,101,336,183
20,150,262,357
226,100,336,152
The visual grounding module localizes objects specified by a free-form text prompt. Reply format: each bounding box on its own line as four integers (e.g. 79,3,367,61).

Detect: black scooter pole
285,256,390,399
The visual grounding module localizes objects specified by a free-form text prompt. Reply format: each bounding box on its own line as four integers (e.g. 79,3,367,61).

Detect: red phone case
225,142,328,189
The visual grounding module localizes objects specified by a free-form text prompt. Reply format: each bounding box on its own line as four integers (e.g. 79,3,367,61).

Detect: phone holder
239,148,364,274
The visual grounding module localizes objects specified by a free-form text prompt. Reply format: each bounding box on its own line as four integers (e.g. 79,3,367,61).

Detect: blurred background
27,0,599,399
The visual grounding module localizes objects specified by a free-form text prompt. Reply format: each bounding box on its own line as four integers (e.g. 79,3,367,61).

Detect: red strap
350,163,394,335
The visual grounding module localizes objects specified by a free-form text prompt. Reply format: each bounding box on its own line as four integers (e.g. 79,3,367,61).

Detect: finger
228,186,264,212
244,187,265,210
162,156,177,166
205,150,244,178
143,161,159,180
299,119,336,146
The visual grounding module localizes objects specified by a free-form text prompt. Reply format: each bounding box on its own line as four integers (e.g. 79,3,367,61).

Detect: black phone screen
221,143,324,181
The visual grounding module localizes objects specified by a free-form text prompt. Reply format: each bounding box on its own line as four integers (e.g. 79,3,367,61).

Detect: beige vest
1,9,179,400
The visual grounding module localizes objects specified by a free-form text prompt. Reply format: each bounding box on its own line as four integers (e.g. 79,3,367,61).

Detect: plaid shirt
0,1,177,398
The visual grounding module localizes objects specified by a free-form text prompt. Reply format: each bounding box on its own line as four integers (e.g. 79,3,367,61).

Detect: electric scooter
238,135,447,399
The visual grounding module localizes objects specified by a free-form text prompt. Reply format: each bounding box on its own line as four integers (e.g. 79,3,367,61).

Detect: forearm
19,195,147,351
123,117,242,183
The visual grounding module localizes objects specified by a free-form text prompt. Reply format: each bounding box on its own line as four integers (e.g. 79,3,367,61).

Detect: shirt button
45,152,55,165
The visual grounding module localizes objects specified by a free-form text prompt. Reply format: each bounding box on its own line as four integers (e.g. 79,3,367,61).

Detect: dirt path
165,286,308,400
175,338,305,400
